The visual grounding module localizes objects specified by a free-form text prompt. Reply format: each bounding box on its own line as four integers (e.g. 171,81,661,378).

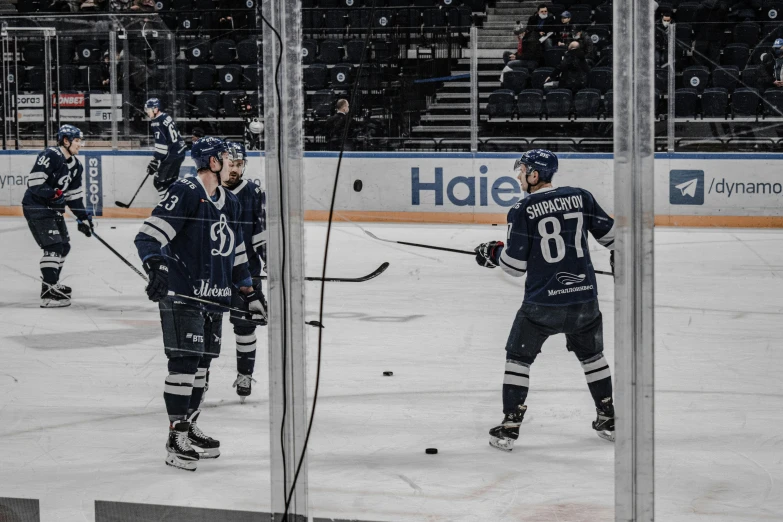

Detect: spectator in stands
694,0,729,67
544,40,590,92
555,11,576,47
655,10,673,68
527,4,557,49
503,26,526,64
218,0,255,32
760,39,783,89
325,99,351,151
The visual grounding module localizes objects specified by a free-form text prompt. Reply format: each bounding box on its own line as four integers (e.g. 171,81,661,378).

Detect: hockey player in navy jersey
474,149,616,451
223,141,267,402
22,125,94,308
144,98,187,200
134,137,267,471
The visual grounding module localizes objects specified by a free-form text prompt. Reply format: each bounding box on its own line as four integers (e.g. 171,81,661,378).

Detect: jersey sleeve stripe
234,253,249,266
595,223,615,248
145,216,178,242
65,191,84,201
139,223,170,247
28,173,47,181
235,242,247,254
27,178,46,187
252,231,268,247
499,250,527,278
155,144,169,152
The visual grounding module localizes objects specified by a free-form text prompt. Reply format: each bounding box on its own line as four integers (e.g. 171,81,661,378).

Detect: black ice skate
40,283,71,308
489,405,527,452
592,397,615,442
166,420,199,471
187,410,220,459
233,373,256,404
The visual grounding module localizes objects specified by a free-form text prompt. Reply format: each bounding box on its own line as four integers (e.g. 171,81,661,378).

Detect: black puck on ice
382,371,393,376
425,448,438,455
110,226,116,229
353,179,363,192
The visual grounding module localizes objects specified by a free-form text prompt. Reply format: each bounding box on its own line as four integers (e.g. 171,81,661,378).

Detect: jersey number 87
538,212,585,264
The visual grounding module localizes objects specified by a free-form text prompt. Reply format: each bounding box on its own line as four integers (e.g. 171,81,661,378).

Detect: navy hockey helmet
226,140,247,174
191,136,229,172
514,149,558,181
57,124,83,145
145,98,162,111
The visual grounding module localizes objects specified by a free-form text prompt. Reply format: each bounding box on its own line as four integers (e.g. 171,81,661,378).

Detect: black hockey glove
77,217,93,238
147,159,161,177
475,241,504,268
241,288,268,325
51,188,66,205
142,256,169,302
610,250,615,277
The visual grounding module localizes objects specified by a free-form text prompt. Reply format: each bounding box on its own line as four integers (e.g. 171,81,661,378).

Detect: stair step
443,81,500,88
412,125,471,133
428,102,488,110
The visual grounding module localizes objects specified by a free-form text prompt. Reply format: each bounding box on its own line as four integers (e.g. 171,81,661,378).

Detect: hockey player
144,98,187,200
134,136,267,471
22,124,94,308
474,149,616,451
223,141,267,402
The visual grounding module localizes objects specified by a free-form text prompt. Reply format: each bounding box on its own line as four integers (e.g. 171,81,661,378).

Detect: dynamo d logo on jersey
210,214,235,257
670,170,704,205
556,272,586,286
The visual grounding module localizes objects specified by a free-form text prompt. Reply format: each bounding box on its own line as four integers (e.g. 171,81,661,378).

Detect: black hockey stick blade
114,200,131,208
257,262,390,283
115,174,149,209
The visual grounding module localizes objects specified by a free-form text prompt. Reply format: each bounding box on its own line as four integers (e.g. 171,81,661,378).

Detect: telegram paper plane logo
670,170,704,205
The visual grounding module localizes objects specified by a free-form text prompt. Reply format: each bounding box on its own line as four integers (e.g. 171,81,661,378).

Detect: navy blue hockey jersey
135,177,253,309
22,147,90,221
499,186,614,306
227,179,267,277
151,112,186,161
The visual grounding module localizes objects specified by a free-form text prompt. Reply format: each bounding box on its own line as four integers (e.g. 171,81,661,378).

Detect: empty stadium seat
211,40,236,65
676,2,700,23
219,65,242,90
712,66,740,92
732,88,761,117
192,65,217,90
567,4,592,25
242,65,262,89
186,40,211,65
674,88,698,117
175,64,189,90
531,67,555,90
656,67,669,93
734,22,760,46
312,89,336,118
763,88,783,115
195,90,220,117
588,67,613,93
22,42,45,65
302,40,318,65
682,65,710,91
517,89,544,117
502,70,530,94
701,88,728,117
722,43,750,69
237,39,259,65
594,4,612,24
544,47,566,68
545,89,573,117
604,89,613,116
331,63,353,87
675,24,693,50
574,88,601,117
741,65,767,92
76,41,101,65
304,64,329,90
319,40,344,64
346,40,367,63
487,89,515,118
325,9,347,30
59,66,78,91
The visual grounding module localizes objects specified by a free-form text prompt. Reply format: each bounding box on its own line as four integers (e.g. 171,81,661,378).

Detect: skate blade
596,430,615,442
489,436,515,452
41,299,70,308
165,454,198,471
193,446,220,459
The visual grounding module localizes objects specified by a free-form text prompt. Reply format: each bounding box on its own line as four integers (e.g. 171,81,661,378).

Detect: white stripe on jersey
146,216,178,242
28,178,46,187
252,231,268,247
139,224,170,247
499,249,527,278
596,223,615,247
234,253,248,266
235,242,247,254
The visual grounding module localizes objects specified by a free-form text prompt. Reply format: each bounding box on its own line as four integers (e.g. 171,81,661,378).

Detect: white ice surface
0,217,781,522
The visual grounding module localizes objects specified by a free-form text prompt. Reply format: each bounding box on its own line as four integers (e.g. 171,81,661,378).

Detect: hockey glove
147,159,161,177
142,256,169,302
51,188,65,205
475,241,504,268
241,288,268,325
77,217,94,238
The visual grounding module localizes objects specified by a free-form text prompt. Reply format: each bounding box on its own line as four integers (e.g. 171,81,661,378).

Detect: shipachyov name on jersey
526,194,585,219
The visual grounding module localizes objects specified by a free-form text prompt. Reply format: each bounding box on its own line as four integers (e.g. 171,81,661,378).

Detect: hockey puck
425,448,438,455
382,371,393,376
111,226,116,229
353,179,363,192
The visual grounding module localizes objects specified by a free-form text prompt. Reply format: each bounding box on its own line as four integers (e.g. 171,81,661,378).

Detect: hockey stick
115,174,149,209
257,262,389,283
364,229,613,277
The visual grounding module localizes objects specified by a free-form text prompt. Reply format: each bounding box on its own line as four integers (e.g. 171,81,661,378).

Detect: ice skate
233,373,256,403
40,283,71,308
489,405,527,452
187,410,220,459
165,420,199,471
593,397,615,442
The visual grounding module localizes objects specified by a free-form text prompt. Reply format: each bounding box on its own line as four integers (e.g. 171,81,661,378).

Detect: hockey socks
235,333,257,376
580,354,613,408
189,366,209,413
502,359,531,414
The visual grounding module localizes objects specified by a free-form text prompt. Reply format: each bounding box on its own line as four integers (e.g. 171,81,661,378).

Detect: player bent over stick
134,137,267,471
474,149,616,451
222,141,267,402
22,125,95,308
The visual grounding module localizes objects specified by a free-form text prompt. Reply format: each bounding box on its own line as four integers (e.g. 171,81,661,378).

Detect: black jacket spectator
760,47,783,90
555,21,576,47
325,105,352,151
654,16,673,67
549,45,591,92
527,5,558,41
517,30,544,67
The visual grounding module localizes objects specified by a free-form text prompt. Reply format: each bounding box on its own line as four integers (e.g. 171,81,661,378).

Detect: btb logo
210,214,235,257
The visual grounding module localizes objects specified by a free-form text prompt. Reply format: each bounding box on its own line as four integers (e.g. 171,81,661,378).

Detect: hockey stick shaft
115,174,149,208
364,230,613,276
